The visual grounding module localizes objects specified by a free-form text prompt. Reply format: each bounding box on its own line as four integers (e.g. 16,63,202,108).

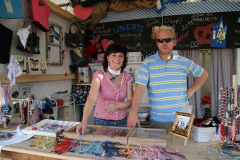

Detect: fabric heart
97,48,102,53
73,5,93,21
102,39,114,51
93,36,100,44
80,90,83,94
96,43,101,48
84,40,97,57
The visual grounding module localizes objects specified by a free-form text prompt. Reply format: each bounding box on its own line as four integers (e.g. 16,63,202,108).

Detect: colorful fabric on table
71,85,90,104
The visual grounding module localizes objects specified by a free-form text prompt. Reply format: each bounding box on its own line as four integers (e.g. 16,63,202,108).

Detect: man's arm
127,83,146,127
187,69,208,98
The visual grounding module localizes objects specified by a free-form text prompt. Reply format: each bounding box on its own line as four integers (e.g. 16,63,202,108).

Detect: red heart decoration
102,39,114,51
97,48,102,53
73,5,93,21
93,36,100,44
96,43,101,48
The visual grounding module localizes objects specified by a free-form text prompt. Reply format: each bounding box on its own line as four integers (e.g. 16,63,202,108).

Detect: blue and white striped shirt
136,52,204,122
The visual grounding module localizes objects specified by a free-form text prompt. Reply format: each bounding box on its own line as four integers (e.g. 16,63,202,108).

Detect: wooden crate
128,128,166,147
63,125,106,141
92,126,134,145
58,106,70,121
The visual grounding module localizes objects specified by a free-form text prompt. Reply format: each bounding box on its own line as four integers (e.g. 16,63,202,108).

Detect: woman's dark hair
102,42,128,72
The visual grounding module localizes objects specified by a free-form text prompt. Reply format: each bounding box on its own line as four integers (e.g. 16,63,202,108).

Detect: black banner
86,11,240,52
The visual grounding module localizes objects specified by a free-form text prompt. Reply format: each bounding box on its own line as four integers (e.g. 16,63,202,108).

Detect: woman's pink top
93,69,132,120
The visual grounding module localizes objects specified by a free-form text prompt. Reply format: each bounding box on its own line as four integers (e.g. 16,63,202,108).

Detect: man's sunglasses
156,38,175,43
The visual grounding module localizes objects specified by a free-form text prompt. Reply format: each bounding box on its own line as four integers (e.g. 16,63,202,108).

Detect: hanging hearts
102,39,114,52
2,106,9,114
73,5,93,21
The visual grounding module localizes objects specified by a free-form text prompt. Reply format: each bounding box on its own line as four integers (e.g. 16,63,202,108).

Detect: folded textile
16,25,31,49
7,55,23,87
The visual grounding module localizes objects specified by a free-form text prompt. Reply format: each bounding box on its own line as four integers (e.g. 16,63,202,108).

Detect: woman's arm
104,81,133,113
76,76,100,134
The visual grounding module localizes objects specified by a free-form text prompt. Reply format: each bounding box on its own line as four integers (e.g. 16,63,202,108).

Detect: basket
191,126,219,143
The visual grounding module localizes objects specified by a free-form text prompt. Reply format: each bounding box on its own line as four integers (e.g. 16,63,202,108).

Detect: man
127,25,208,133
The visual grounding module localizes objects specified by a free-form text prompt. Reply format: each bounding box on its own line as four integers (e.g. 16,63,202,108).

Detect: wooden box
77,66,91,84
63,125,105,141
128,128,166,147
93,126,134,145
58,106,70,121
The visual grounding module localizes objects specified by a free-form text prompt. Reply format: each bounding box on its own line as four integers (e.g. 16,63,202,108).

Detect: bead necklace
104,141,121,158
107,69,118,82
68,133,83,152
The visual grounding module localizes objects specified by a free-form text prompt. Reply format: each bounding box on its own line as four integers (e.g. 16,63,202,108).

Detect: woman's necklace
107,69,118,82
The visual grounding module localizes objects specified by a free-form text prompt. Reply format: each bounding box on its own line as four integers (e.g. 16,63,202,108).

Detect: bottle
80,72,84,82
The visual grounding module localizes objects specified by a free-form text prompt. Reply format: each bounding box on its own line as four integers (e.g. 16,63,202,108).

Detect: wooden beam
0,74,77,84
44,0,74,21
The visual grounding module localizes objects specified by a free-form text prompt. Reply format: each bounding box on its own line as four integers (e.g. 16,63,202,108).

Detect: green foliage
70,16,93,34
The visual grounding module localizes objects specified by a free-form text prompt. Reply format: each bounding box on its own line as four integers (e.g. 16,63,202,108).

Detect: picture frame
20,85,32,99
46,22,63,66
77,66,91,84
170,111,194,138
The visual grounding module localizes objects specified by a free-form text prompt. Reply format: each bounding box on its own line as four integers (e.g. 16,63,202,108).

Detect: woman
76,42,133,134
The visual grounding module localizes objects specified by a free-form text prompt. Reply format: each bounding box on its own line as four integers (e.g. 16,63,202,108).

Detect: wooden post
232,75,237,142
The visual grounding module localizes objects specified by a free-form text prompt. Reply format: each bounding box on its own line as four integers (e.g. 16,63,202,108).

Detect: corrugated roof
99,0,240,23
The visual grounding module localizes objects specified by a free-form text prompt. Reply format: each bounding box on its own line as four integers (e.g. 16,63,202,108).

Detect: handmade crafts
21,119,79,137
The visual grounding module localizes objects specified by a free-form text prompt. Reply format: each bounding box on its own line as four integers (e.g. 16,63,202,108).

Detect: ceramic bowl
137,112,149,121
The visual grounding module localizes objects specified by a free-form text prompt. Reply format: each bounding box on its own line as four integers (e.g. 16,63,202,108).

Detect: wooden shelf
0,74,77,84
88,62,143,67
44,0,74,21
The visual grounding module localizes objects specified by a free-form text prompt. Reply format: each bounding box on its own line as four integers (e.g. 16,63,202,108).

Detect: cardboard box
51,93,70,103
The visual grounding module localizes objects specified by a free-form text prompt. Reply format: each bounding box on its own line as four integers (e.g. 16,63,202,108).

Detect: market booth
1,0,240,159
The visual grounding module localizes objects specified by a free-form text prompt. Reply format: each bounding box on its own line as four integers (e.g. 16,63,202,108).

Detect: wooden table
0,135,228,160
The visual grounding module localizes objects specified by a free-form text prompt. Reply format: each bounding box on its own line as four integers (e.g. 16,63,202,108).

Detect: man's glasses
156,38,175,43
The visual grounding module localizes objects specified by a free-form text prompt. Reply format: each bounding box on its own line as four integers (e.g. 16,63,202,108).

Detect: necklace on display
108,69,118,82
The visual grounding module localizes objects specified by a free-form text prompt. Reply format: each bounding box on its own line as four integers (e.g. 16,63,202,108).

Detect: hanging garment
7,55,23,87
31,0,51,32
0,23,13,64
17,25,31,49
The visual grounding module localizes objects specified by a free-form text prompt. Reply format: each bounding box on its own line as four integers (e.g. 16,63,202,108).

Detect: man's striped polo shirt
135,52,204,122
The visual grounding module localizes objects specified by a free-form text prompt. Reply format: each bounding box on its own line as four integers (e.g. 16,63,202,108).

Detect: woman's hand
104,103,118,113
76,121,87,135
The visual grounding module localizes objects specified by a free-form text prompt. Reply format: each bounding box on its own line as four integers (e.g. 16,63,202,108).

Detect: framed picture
46,22,63,66
77,66,91,84
170,111,194,138
21,85,32,99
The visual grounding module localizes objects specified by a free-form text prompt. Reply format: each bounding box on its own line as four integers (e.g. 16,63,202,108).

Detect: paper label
4,0,13,13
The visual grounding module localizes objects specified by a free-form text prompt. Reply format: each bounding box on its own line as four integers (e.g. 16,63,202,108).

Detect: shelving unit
0,74,77,84
44,0,74,21
88,62,143,67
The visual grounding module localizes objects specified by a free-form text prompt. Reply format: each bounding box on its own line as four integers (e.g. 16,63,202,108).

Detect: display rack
219,75,238,142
